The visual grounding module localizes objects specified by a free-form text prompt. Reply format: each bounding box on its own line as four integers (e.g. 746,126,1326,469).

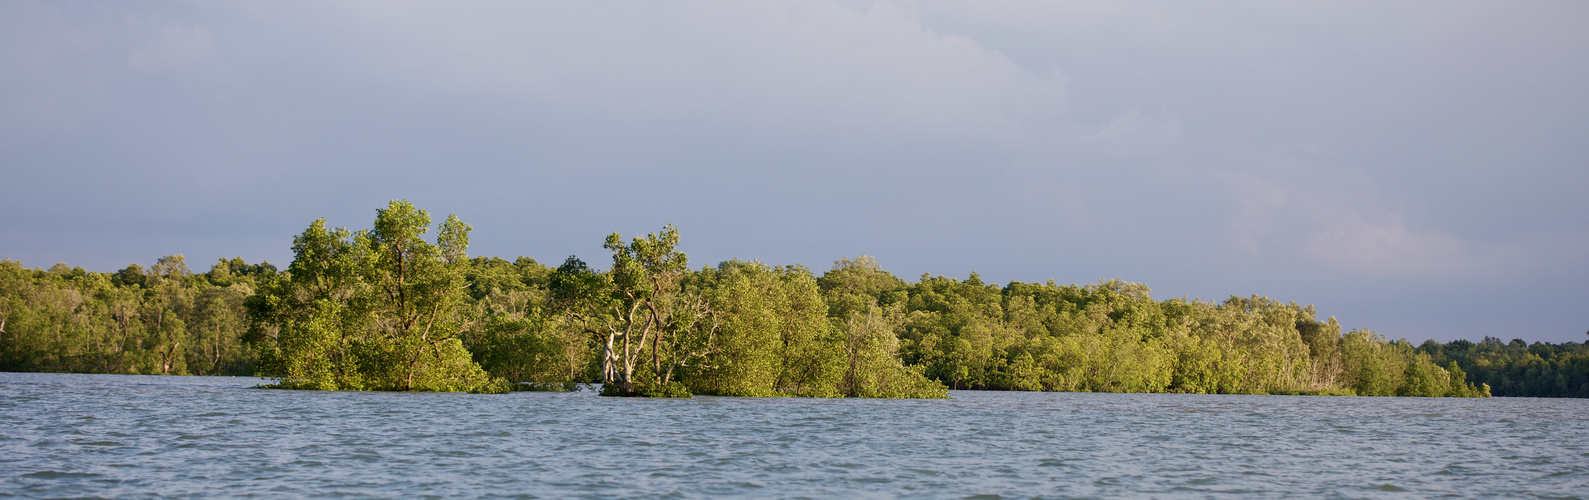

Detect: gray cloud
2,0,1585,342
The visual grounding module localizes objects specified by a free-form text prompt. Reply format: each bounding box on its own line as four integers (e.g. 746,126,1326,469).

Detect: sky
2,1,1586,343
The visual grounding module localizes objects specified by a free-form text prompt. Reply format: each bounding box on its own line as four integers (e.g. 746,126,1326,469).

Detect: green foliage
816,256,907,319
1421,337,1585,397
0,257,259,376
861,273,1489,398
515,381,581,392
457,255,591,389
834,304,948,398
640,380,693,398
685,261,801,396
560,224,717,397
684,261,845,397
4,218,1538,399
244,201,502,393
818,257,947,398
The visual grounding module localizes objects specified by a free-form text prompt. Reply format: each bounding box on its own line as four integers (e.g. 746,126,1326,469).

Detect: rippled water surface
2,373,1587,498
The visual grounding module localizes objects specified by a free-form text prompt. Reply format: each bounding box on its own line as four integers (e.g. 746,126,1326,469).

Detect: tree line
1418,338,1589,397
0,255,264,376
8,201,1572,398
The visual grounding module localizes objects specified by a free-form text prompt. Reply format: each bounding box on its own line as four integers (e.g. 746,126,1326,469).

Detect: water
2,373,1586,498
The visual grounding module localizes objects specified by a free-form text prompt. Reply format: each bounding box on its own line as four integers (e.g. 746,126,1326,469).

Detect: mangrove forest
5,201,1581,398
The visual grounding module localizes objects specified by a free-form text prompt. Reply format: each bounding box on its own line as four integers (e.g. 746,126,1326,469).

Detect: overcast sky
3,1,1586,342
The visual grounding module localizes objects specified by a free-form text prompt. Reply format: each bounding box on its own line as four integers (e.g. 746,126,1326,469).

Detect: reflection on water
2,372,1586,498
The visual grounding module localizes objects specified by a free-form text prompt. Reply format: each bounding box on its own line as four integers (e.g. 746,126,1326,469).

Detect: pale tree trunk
602,330,617,384
161,342,180,374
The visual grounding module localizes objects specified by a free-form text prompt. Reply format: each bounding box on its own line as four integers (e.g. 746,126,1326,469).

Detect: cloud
1081,108,1181,147
1221,170,1489,277
1301,209,1469,275
318,1,1068,139
1223,174,1289,256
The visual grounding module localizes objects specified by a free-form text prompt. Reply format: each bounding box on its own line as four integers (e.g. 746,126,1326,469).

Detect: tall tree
245,201,502,392
573,224,716,396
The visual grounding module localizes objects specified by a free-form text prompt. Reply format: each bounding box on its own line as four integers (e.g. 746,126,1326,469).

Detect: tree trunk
162,342,180,374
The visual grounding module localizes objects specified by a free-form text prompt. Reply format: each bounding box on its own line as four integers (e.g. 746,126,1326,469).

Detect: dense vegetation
9,201,1578,398
0,255,265,376
1419,338,1589,397
242,202,504,393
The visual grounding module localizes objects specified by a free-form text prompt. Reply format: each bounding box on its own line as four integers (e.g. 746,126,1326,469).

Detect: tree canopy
242,200,505,393
9,202,1570,398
